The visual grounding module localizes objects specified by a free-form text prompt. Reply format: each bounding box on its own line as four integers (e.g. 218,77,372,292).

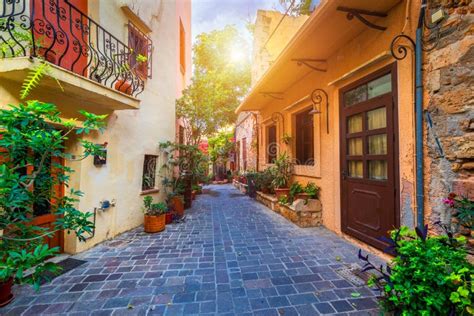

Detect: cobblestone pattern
1,185,381,315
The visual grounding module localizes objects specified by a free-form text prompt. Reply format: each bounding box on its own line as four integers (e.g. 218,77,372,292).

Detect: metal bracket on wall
291,58,327,72
337,6,387,31
309,88,330,134
260,92,284,100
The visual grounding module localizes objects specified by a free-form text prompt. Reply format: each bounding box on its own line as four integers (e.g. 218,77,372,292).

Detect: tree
176,25,251,146
279,0,314,16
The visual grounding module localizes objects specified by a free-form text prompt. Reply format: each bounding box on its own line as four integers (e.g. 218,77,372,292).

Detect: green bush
359,225,474,315
304,182,320,199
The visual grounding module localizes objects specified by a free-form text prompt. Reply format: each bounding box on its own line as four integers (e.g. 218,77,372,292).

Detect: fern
20,62,50,100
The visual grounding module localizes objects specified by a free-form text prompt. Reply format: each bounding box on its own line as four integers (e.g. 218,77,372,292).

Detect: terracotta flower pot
0,278,14,307
144,214,165,233
170,196,184,216
114,79,133,95
165,213,173,224
274,188,290,199
296,193,311,200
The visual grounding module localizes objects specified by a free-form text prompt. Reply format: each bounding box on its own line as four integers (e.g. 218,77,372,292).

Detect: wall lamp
308,88,329,134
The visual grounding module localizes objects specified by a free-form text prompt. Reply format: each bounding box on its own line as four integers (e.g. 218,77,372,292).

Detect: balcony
0,0,153,114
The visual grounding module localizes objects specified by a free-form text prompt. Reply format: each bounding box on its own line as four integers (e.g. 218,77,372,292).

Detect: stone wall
424,0,473,238
235,112,258,172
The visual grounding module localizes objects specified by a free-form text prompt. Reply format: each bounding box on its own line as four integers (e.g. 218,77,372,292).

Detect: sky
191,0,283,44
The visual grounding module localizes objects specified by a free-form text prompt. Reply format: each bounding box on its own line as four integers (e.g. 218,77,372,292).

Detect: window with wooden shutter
267,125,277,163
295,109,314,165
128,22,150,79
142,155,157,191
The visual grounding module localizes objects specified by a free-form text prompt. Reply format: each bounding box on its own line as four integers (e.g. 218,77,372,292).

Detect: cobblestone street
1,185,381,315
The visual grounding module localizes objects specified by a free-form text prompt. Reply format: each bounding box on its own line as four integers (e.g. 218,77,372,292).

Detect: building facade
235,10,308,173
0,0,192,253
236,0,473,252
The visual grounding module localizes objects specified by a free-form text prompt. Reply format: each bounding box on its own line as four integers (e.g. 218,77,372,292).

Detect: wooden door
29,155,64,252
340,64,399,250
31,0,89,75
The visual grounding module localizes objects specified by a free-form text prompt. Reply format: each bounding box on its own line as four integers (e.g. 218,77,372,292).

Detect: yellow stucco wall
255,0,420,237
0,0,191,254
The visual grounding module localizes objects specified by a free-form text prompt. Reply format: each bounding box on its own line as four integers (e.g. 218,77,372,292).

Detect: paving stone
0,184,381,315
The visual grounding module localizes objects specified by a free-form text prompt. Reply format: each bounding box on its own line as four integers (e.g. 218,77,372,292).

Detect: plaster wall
255,0,420,236
0,0,191,254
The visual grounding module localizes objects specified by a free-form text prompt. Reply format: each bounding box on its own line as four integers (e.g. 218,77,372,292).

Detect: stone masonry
424,0,473,242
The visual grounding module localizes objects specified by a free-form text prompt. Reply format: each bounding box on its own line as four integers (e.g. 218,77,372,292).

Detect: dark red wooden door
29,156,65,252
31,0,88,75
340,64,399,250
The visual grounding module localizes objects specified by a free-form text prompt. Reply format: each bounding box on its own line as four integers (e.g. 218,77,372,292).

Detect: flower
443,198,455,207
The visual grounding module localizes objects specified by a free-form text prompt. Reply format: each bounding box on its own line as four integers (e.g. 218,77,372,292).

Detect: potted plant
272,152,292,198
142,196,167,233
297,182,320,200
289,181,304,202
114,53,148,95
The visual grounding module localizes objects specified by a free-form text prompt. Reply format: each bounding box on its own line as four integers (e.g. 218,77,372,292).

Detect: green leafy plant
278,195,289,205
304,182,320,199
0,101,106,290
359,225,474,315
281,133,292,145
254,168,275,193
289,182,303,200
142,196,168,216
271,152,292,189
444,193,474,230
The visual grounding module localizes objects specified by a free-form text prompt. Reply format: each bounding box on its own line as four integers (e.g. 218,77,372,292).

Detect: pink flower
443,198,455,207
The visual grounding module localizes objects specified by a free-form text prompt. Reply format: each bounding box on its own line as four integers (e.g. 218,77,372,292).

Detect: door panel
340,64,399,250
29,156,64,252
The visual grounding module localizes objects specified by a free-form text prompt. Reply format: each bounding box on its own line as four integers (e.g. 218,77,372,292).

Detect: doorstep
256,191,322,228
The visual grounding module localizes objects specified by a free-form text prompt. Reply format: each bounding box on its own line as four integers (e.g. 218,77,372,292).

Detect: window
267,125,277,163
344,73,391,107
295,109,314,165
128,22,149,79
179,19,186,74
142,155,157,191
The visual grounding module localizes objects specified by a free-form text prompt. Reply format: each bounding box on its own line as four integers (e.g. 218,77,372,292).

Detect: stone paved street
1,185,381,315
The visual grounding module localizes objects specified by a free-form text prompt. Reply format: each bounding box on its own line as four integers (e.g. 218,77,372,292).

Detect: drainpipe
415,1,426,229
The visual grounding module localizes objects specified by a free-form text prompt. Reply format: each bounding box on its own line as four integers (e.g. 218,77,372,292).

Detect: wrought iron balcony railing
0,0,152,97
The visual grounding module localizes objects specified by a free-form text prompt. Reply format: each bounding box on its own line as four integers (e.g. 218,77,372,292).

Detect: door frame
339,62,400,247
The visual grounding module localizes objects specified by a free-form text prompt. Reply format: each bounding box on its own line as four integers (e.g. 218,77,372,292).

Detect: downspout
415,1,426,229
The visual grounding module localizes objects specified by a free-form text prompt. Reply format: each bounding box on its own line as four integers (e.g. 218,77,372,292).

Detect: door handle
342,170,347,180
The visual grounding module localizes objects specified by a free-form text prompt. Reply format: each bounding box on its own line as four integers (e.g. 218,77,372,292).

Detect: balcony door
339,64,399,250
31,0,88,75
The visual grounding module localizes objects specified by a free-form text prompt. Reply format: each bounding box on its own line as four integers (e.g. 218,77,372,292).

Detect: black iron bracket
292,58,327,72
310,89,330,134
260,92,284,100
337,6,387,31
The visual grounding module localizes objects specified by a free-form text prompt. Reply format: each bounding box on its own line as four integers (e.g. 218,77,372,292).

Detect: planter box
256,191,279,213
256,191,322,228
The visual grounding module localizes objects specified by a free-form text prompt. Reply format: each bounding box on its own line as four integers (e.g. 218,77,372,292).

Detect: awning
236,0,402,113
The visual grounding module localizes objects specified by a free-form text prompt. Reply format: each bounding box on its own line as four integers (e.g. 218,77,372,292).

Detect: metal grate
335,264,369,286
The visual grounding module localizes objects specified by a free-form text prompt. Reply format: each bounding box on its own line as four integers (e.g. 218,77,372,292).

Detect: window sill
140,188,160,195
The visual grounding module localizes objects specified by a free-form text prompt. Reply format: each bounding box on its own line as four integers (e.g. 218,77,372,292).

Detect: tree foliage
207,130,235,163
279,0,313,16
176,25,251,145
